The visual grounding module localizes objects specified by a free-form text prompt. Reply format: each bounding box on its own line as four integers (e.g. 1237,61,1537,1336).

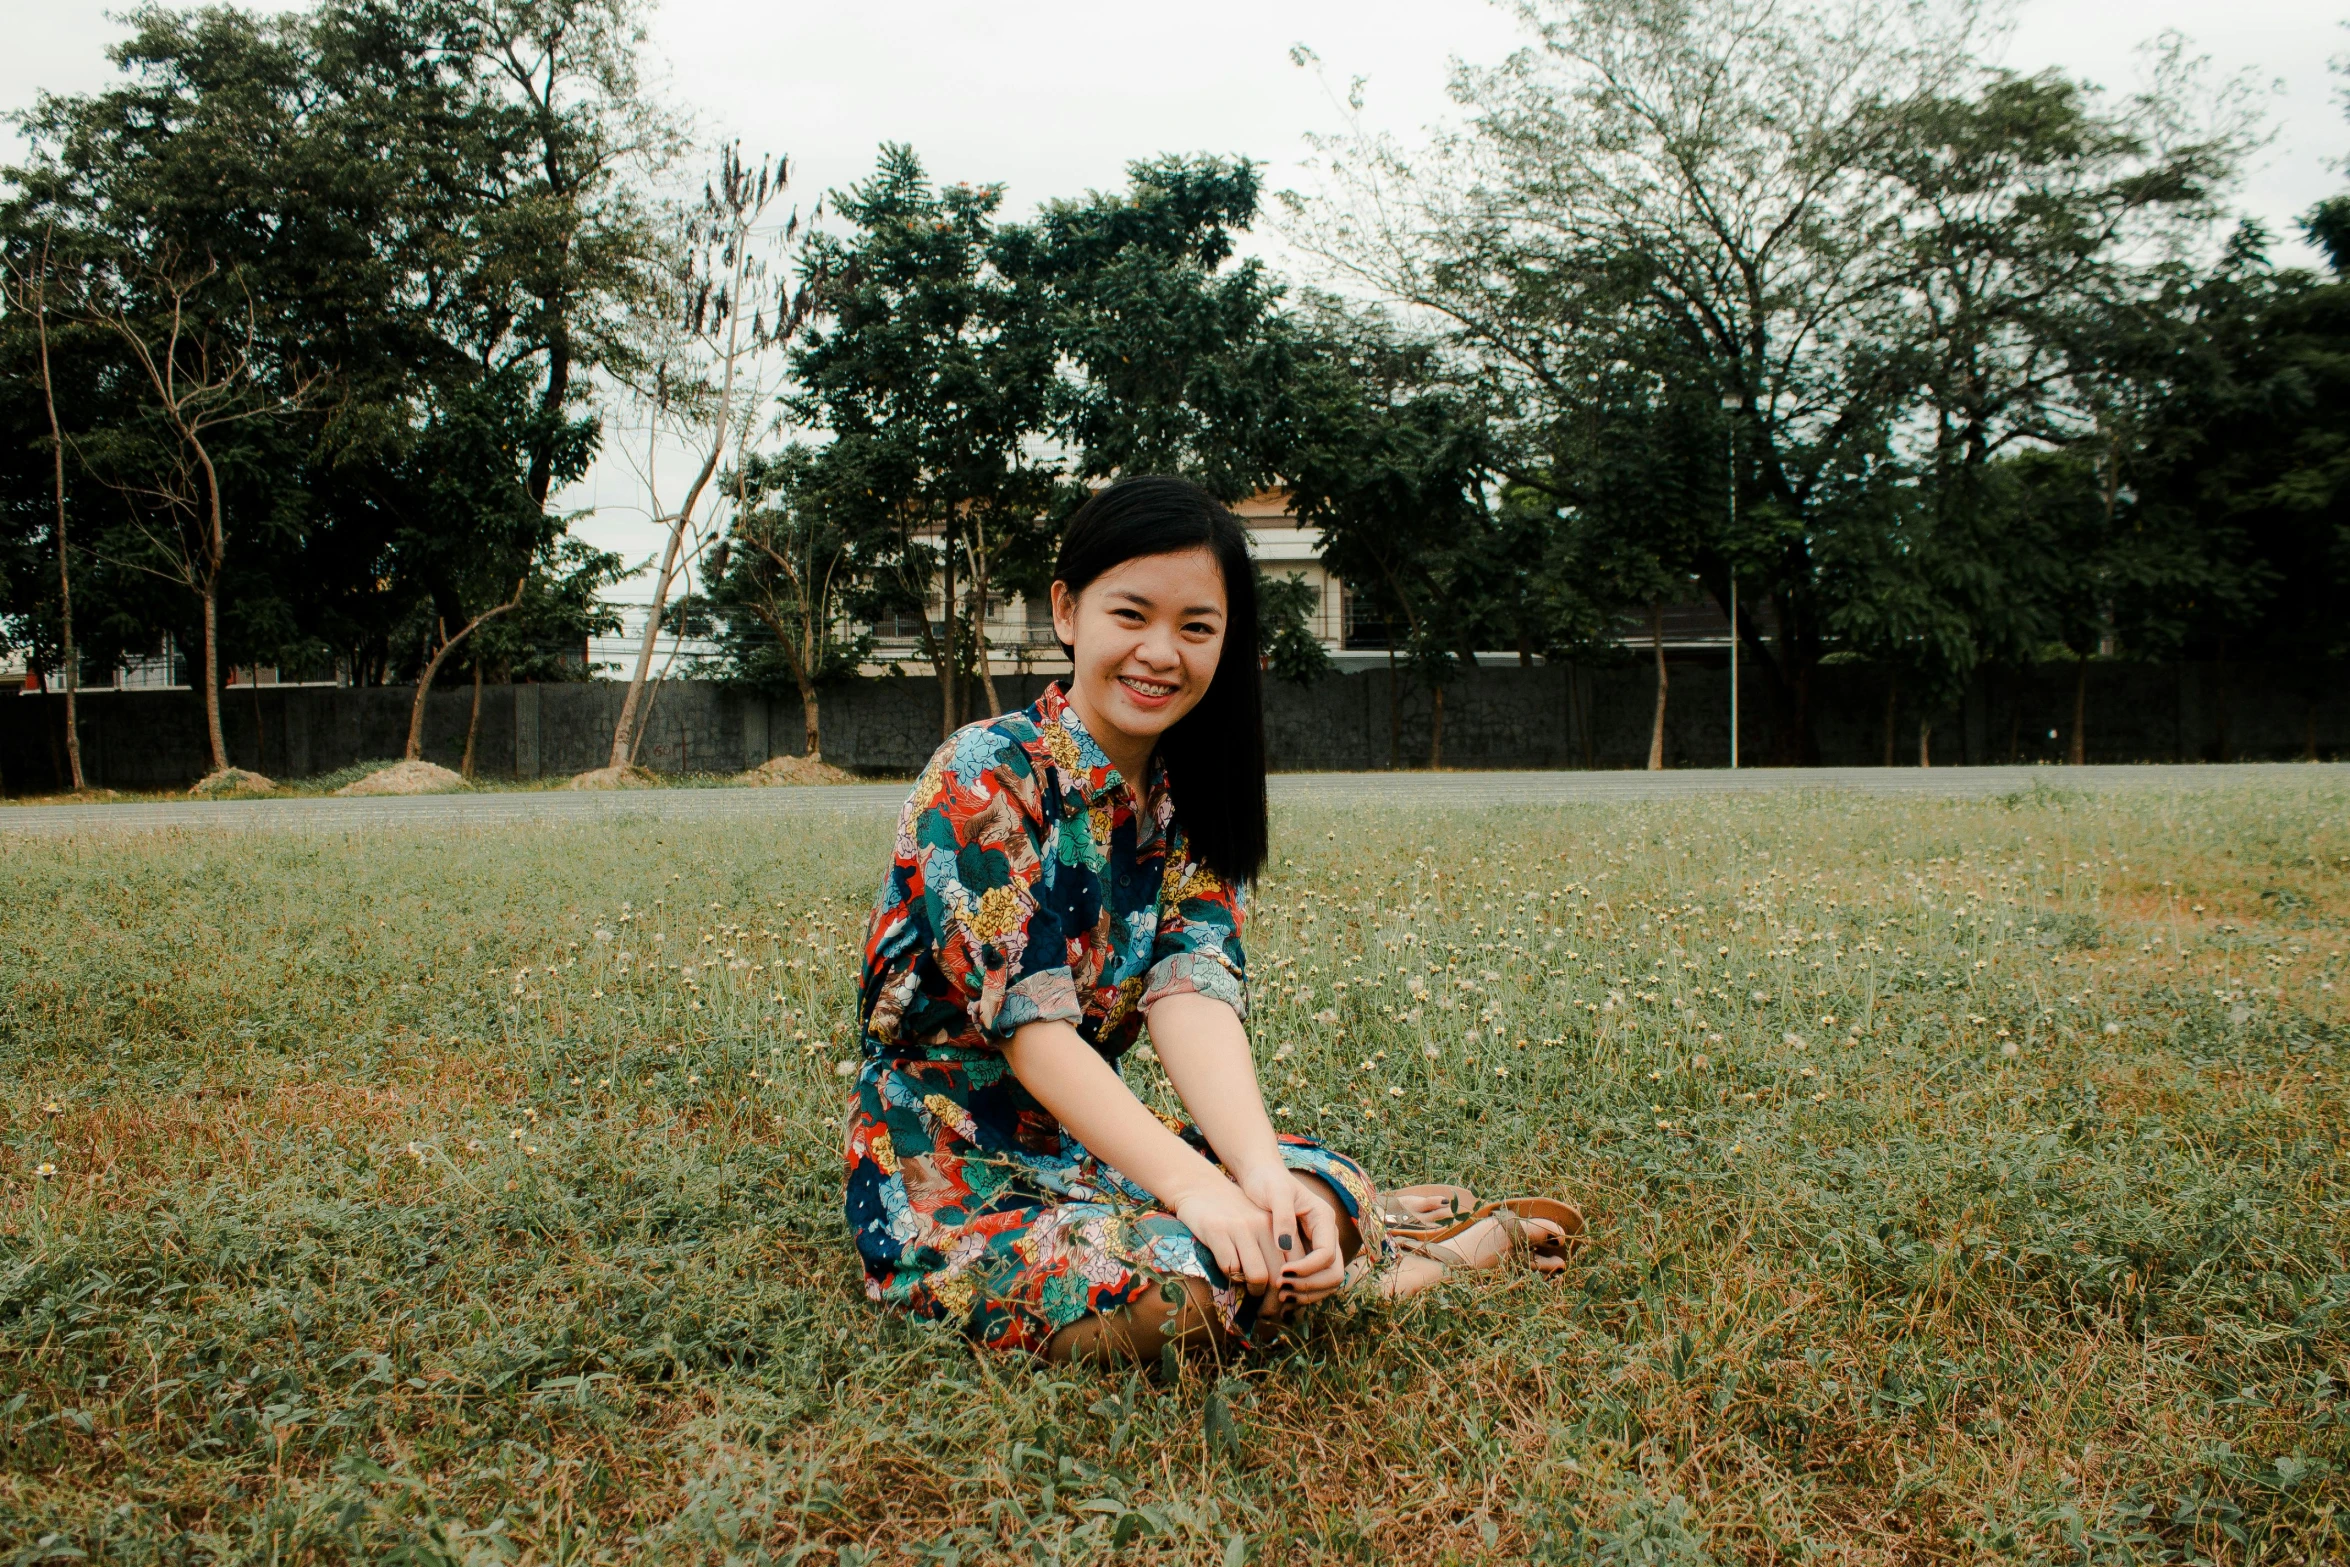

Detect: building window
1342,588,1396,651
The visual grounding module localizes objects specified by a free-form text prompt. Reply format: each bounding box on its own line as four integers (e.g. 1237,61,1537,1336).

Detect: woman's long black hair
1053,476,1268,886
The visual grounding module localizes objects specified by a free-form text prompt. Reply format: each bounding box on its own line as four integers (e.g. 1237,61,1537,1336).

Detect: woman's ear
1050,580,1079,648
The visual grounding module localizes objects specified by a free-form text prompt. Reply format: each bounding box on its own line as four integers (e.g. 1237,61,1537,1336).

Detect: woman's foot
1378,1210,1571,1298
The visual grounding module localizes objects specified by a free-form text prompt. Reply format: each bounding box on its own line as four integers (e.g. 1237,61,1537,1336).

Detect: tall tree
704,445,873,759
600,145,810,776
2,0,665,778
792,145,1057,737
1274,304,1497,766
1015,154,1288,499
0,239,88,788
1289,0,2253,761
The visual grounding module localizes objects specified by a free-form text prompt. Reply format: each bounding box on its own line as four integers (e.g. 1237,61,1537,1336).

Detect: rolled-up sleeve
901,737,1084,1045
1142,856,1249,1021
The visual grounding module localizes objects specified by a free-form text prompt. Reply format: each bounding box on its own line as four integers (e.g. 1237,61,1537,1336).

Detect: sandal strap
1392,1234,1475,1270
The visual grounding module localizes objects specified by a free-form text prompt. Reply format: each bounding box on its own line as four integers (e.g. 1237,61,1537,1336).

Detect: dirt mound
565,764,661,791
335,759,467,796
737,754,856,787
190,768,276,798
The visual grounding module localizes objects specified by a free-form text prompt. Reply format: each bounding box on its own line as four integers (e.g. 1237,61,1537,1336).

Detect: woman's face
1051,546,1228,766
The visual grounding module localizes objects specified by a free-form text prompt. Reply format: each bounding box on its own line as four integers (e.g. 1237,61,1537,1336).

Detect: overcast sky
11,0,2346,597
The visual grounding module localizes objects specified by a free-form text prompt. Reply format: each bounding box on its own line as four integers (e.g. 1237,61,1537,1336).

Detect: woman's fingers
1287,1180,1343,1280
1211,1213,1273,1294
1198,1224,1246,1293
1266,1177,1301,1287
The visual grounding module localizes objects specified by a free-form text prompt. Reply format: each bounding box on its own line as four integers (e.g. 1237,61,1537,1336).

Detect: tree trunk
1918,718,1932,769
1646,603,1668,771
200,584,228,776
1387,645,1400,771
611,520,690,770
2069,654,2088,766
1428,681,1445,769
968,526,1001,718
939,539,961,738
1882,674,1898,767
2213,640,2231,762
527,308,570,509
192,430,231,778
1577,662,1596,768
1563,660,1581,769
1728,594,1816,765
31,271,83,791
409,583,524,764
800,674,822,760
462,660,484,780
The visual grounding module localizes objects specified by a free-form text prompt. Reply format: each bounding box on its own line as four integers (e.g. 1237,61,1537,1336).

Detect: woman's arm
1004,1019,1285,1295
1147,993,1344,1299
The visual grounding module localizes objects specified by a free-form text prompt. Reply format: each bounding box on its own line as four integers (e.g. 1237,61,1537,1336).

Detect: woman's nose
1131,624,1181,669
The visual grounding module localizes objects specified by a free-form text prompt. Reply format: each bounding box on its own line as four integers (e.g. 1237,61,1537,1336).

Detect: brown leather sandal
1378,1183,1478,1231
1388,1197,1584,1275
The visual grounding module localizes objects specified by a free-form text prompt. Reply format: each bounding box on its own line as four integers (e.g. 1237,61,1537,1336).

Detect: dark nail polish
1279,1234,1293,1251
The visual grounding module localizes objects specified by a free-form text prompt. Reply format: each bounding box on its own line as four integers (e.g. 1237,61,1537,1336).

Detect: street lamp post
1721,392,1740,770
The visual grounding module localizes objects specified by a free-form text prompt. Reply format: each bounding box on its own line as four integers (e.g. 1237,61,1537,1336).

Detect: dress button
981,945,1004,970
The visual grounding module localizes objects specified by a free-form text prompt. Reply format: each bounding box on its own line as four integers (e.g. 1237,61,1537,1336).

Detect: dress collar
1031,682,1164,813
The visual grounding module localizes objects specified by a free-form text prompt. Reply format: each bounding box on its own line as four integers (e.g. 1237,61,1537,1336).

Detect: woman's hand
1235,1163,1345,1305
1170,1176,1283,1298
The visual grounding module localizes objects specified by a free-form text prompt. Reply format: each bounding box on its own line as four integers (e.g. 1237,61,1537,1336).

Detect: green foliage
779,146,1295,737
1253,568,1330,684
704,445,873,708
1275,303,1499,678
0,0,664,689
788,144,1062,730
3,783,2347,1558
1290,0,2304,762
1018,154,1286,499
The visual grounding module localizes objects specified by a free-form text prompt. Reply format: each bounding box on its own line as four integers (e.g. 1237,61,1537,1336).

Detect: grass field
3,779,2347,1565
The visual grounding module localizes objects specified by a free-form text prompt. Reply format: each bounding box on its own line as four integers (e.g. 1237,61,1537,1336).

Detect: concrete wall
2,658,2343,794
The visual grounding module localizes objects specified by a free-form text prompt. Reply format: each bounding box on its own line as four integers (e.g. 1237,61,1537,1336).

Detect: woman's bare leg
1047,1275,1225,1364
1046,1173,1368,1363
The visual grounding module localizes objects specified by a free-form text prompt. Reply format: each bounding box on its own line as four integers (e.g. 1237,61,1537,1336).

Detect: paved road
0,762,2336,838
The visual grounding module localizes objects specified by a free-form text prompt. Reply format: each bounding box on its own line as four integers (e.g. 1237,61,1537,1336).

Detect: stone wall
2,657,2342,794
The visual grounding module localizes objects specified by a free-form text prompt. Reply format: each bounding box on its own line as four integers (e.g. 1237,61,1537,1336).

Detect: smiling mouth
1118,675,1179,700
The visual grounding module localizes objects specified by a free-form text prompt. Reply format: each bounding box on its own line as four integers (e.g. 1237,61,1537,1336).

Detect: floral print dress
843,683,1388,1351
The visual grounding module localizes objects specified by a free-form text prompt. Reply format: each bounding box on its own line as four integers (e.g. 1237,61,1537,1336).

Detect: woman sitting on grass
843,476,1578,1362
